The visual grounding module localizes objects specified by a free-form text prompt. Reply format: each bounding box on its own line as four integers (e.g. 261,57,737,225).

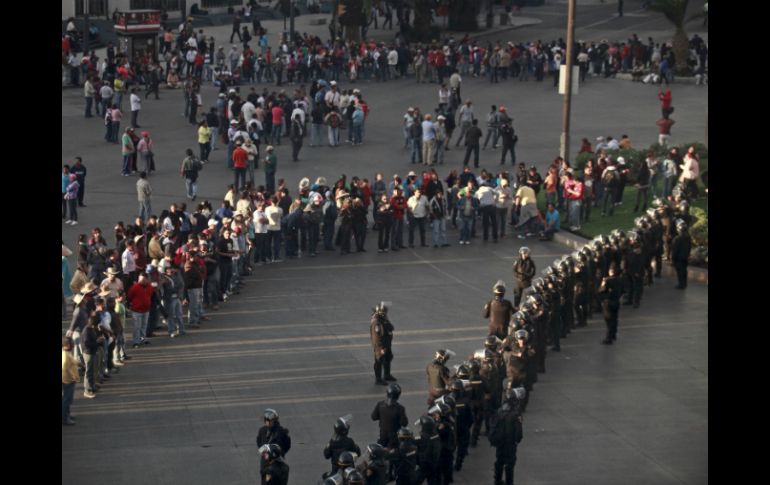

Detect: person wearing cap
433,115,447,165
136,131,154,174
499,120,517,166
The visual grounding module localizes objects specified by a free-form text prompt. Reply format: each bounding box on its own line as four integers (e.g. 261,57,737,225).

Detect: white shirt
387,49,398,66
681,156,699,180
494,186,512,209
241,101,256,122
606,139,620,150
122,248,136,273
130,93,141,112
475,185,496,207
100,85,114,99
324,90,341,108
265,205,283,231
407,195,429,218
291,107,306,125
449,73,462,89
438,88,450,104
253,209,269,234
459,105,474,123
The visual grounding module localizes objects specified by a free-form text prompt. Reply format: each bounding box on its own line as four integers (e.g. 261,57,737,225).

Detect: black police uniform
256,423,291,474
626,246,645,307
261,458,290,485
416,427,441,485
323,435,361,476
371,312,395,384
436,415,457,484
451,390,473,471
478,358,502,436
671,231,692,289
489,405,523,485
573,265,589,326
389,439,418,485
545,282,561,351
363,455,387,485
468,364,485,447
371,400,408,448
599,274,623,343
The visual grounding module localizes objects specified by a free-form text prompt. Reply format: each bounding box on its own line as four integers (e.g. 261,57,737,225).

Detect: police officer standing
671,218,692,289
361,443,388,485
371,383,408,449
322,415,361,478
259,444,290,485
599,263,623,344
489,389,524,485
429,402,456,484
426,349,454,405
257,408,292,476
449,379,473,472
484,280,515,339
512,247,536,307
389,428,419,485
370,302,396,385
625,232,645,307
415,415,441,485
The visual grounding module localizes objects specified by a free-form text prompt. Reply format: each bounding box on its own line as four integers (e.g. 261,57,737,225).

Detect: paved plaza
62,2,707,484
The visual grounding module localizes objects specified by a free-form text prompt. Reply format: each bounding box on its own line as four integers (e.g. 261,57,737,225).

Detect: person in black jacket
484,280,515,339
599,263,623,344
259,444,289,485
371,383,408,448
671,219,692,289
489,389,524,485
415,415,441,485
256,409,291,475
450,380,473,472
371,302,396,385
322,415,361,477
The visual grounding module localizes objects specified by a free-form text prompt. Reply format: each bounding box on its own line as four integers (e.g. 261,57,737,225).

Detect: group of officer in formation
254,194,695,484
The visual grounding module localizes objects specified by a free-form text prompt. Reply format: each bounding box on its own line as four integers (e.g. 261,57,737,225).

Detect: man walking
130,88,142,128
180,148,203,201
462,119,483,168
136,171,152,224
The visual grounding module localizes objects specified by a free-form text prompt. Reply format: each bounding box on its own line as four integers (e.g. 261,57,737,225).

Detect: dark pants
62,193,67,218
234,167,246,191
307,223,320,254
353,222,367,251
265,172,276,194
219,260,233,295
602,301,619,341
438,449,454,485
391,218,405,248
481,205,498,241
378,222,392,250
131,110,139,127
291,138,302,161
77,182,85,206
67,199,78,221
602,188,617,215
408,217,426,246
549,309,561,350
494,446,517,485
513,282,529,307
500,144,516,165
323,221,335,250
496,208,508,237
463,144,480,167
674,262,688,288
339,224,352,253
199,142,211,162
373,349,393,380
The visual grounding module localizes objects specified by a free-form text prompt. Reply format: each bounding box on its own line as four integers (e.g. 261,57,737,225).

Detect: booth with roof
114,10,162,64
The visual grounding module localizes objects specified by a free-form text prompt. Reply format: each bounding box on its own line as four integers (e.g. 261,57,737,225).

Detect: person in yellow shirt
198,120,213,162
62,336,80,425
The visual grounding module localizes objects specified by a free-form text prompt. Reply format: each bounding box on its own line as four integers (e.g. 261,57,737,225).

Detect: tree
338,0,367,41
649,0,692,75
447,0,481,31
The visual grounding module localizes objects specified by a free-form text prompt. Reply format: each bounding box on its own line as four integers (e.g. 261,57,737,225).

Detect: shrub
690,206,708,248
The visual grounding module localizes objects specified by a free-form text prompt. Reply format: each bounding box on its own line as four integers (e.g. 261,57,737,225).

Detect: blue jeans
435,139,445,164
391,218,404,248
265,172,276,194
85,96,93,116
62,381,76,420
411,137,422,163
271,124,282,145
311,123,324,146
353,123,363,144
185,178,198,199
187,288,202,325
460,217,473,242
165,298,184,335
328,126,340,146
663,177,675,198
432,218,447,246
83,352,95,393
568,199,582,227
649,172,660,198
269,230,282,260
132,311,149,345
111,121,120,142
234,167,246,191
139,200,151,223
122,154,132,175
602,189,616,215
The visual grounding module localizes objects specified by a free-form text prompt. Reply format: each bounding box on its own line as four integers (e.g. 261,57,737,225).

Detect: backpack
409,120,422,138
602,169,619,188
328,113,339,128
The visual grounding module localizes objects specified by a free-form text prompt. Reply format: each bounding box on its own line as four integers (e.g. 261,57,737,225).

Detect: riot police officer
371,383,408,449
572,252,589,326
543,274,562,352
488,389,524,485
599,263,623,344
625,232,645,307
257,408,292,476
370,301,396,385
360,443,387,485
466,358,486,447
415,415,441,485
671,218,692,289
449,379,473,471
478,348,502,439
323,415,361,477
512,247,536,306
426,349,454,405
322,451,356,485
484,280,515,339
388,427,418,485
524,292,548,373
557,257,576,335
428,401,456,484
503,331,529,391
259,443,290,485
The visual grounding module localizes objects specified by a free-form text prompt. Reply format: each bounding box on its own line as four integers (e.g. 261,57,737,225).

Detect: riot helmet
493,279,506,294
334,414,353,435
519,246,530,257
435,349,455,364
397,427,414,441
337,451,357,469
514,329,529,341
366,443,385,460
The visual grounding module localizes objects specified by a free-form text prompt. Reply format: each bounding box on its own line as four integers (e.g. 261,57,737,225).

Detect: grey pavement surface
62,2,707,483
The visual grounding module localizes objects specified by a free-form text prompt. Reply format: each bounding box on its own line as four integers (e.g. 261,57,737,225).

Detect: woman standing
634,160,651,212
109,104,122,143
197,120,212,162
136,131,154,174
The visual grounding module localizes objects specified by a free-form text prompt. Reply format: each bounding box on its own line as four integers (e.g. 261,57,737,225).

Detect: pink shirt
111,109,122,122
271,106,284,125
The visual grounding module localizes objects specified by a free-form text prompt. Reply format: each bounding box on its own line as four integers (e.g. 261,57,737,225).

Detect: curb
553,232,708,285
615,72,704,85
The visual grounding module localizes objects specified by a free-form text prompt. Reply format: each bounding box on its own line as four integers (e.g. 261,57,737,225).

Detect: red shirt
390,195,407,219
127,282,154,313
271,106,284,125
659,90,672,109
232,146,249,169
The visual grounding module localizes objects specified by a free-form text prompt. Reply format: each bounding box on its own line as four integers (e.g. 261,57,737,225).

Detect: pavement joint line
278,257,496,270
238,283,459,299
577,9,648,30
409,249,487,294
